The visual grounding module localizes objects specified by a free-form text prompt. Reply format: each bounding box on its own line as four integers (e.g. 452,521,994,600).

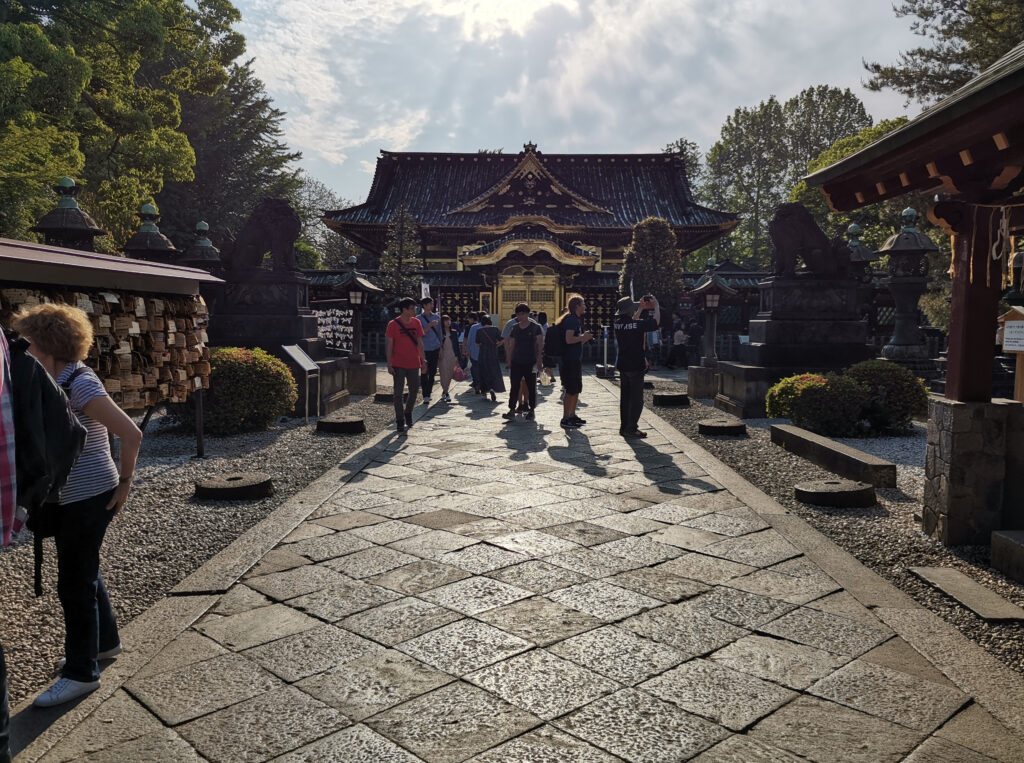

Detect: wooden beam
932,201,1002,402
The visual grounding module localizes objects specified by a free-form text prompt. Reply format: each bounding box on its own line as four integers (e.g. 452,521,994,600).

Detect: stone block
991,531,1024,585
771,425,897,487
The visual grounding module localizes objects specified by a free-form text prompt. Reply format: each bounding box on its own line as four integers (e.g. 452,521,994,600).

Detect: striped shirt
56,362,119,505
0,330,16,545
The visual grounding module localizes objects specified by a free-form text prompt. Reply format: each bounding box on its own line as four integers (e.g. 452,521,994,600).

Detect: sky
234,0,927,206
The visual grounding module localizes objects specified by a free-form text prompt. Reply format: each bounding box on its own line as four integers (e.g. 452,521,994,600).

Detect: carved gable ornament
447,145,612,217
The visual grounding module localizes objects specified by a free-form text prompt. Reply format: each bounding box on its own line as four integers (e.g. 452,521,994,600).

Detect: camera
642,294,654,304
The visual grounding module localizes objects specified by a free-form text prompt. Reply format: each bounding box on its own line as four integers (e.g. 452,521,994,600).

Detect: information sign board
1002,320,1024,352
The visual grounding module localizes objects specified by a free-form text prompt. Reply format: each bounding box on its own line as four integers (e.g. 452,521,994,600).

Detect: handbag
453,365,467,382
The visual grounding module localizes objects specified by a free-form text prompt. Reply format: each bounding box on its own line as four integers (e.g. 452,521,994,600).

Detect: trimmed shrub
766,373,827,419
789,373,869,436
179,347,298,435
845,359,928,434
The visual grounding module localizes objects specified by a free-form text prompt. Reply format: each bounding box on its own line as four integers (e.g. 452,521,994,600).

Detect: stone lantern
124,203,178,263
179,221,222,272
334,255,383,364
687,257,737,397
31,177,106,251
875,208,938,371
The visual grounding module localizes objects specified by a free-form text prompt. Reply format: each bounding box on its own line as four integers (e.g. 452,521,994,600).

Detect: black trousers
508,362,537,411
1,640,10,763
420,349,440,397
54,488,120,683
619,369,646,433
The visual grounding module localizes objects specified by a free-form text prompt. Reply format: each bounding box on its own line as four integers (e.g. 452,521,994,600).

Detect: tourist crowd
385,292,666,437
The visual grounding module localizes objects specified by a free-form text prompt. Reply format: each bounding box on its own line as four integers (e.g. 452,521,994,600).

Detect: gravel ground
646,389,1024,677
0,394,395,706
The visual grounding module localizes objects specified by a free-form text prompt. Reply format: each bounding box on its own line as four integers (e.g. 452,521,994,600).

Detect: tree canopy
0,0,331,256
619,217,686,306
864,0,1024,105
378,206,422,301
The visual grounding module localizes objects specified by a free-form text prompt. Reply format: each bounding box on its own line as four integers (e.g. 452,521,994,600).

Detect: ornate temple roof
325,144,738,252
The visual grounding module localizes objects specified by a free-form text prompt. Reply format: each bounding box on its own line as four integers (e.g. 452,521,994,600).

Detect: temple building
324,143,738,325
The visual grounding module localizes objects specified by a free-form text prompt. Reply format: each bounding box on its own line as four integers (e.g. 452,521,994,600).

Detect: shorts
559,360,582,395
542,355,560,370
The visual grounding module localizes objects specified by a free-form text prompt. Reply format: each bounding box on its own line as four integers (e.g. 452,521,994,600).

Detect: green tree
619,217,686,305
0,21,89,238
865,0,1024,104
154,60,301,248
288,171,361,270
378,206,422,300
789,118,913,249
700,86,872,268
662,137,704,194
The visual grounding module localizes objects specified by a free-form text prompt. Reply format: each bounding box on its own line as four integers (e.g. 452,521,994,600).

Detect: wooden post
1016,354,1024,402
932,202,1003,402
194,387,205,458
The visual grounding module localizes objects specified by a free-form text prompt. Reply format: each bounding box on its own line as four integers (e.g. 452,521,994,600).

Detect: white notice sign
1003,320,1024,352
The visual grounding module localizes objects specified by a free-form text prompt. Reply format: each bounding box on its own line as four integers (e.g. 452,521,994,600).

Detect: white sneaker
57,643,122,670
34,676,100,707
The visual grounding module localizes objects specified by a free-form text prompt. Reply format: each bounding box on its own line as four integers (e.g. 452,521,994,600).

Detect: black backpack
544,321,566,358
4,329,88,594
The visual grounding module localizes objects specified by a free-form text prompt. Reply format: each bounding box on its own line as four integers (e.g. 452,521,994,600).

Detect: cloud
234,0,924,201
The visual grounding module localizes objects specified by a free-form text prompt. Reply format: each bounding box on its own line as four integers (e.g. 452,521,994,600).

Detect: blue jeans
54,488,120,683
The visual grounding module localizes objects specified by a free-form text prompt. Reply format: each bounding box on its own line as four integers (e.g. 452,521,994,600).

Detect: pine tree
378,206,422,301
619,217,686,305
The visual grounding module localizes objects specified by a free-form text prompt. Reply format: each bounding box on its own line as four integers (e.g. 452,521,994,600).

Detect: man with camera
613,294,660,438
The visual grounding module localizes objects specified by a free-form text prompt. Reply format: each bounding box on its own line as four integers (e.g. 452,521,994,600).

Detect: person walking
13,304,142,708
556,295,593,428
465,312,483,393
537,311,556,386
1,328,15,762
437,314,459,403
502,303,543,421
672,323,688,369
386,297,426,432
474,315,505,402
417,297,443,405
613,295,661,438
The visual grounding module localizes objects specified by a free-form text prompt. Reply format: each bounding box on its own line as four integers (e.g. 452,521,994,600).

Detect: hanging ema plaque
313,300,355,352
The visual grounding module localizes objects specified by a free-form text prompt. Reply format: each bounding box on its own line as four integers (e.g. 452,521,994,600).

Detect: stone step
910,566,1024,621
992,531,1024,586
770,424,897,487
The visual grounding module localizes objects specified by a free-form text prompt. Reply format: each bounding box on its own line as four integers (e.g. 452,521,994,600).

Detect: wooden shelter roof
804,40,1024,212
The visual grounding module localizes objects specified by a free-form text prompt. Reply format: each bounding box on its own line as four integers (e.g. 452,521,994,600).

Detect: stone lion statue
223,198,302,273
769,203,852,278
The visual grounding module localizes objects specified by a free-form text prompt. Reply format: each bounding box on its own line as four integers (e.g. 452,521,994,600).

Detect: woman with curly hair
13,304,142,707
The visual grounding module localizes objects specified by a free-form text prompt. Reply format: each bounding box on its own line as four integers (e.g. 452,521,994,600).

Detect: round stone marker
194,472,274,500
652,390,690,407
317,416,366,435
697,417,747,436
795,479,876,508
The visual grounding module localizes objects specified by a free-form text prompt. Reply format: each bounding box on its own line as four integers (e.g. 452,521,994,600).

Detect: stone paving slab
910,566,1024,621
18,373,1024,763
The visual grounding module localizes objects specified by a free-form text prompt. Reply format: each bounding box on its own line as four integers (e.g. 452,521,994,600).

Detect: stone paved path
15,377,1024,762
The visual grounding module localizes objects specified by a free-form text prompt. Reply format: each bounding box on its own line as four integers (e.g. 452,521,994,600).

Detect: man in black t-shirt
502,303,544,420
613,294,660,438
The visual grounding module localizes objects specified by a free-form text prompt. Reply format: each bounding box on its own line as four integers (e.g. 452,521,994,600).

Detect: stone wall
924,396,1022,545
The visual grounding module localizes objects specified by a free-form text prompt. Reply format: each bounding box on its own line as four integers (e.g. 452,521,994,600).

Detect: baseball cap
616,296,638,314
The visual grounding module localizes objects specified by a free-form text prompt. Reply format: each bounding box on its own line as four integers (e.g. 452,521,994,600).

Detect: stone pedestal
716,276,871,417
346,361,378,396
923,396,1023,545
687,365,719,398
208,270,318,351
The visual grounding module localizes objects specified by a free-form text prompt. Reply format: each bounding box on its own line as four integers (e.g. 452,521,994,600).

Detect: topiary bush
789,373,869,436
766,373,828,419
178,347,298,435
845,359,928,434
